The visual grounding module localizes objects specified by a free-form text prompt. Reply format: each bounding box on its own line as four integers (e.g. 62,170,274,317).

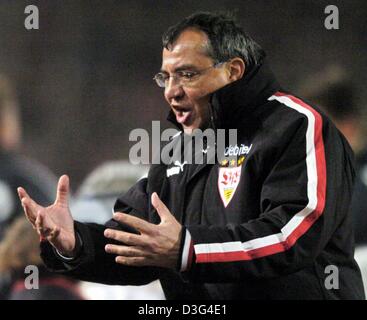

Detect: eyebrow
160,64,199,73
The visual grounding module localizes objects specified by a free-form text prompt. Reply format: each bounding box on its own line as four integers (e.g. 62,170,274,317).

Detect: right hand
18,175,76,256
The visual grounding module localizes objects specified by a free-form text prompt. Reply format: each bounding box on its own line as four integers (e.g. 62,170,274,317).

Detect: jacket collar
167,58,281,130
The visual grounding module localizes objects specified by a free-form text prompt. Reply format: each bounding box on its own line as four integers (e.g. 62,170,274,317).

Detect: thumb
54,175,70,207
151,192,171,222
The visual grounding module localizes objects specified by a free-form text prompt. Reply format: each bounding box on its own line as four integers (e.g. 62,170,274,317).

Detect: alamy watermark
324,5,339,30
129,121,244,165
324,265,339,290
24,5,39,30
22,5,339,33
23,263,340,291
24,265,39,289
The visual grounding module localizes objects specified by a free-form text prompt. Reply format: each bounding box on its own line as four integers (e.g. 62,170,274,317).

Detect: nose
164,77,184,102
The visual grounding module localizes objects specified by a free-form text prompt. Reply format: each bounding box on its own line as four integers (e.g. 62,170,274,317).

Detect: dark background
0,0,366,188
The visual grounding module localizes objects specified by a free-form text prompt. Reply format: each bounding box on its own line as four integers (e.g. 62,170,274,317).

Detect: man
19,12,365,299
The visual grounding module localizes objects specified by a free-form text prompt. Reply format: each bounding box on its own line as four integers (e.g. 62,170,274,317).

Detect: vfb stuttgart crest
218,166,242,207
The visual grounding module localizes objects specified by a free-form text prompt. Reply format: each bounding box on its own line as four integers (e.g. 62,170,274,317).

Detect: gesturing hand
17,175,76,256
104,192,182,269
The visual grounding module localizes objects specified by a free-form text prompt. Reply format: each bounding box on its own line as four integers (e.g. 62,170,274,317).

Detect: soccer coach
19,12,365,299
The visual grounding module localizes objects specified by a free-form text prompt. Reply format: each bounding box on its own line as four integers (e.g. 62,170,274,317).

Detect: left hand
104,192,182,269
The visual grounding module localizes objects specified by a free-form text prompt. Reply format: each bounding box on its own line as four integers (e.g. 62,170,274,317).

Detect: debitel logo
224,144,253,157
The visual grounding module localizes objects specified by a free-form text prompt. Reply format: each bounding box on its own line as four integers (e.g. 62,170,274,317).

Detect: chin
183,127,194,134
182,119,205,134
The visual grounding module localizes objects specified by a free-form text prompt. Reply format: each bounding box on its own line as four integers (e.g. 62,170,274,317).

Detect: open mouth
172,105,193,125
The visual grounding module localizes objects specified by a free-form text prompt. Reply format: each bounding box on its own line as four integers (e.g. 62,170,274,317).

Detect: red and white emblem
218,166,242,207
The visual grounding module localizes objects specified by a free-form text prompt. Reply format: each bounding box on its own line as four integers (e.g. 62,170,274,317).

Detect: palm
42,202,75,252
18,175,76,255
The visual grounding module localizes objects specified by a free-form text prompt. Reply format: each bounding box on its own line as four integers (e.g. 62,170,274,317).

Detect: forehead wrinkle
168,40,209,55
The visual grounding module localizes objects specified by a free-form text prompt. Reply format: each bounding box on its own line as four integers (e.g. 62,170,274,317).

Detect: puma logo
167,161,188,177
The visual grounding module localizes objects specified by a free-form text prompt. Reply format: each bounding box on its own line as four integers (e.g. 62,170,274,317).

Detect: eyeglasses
153,62,225,88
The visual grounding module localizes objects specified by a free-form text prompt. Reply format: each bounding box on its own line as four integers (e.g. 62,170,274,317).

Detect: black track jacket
41,61,365,300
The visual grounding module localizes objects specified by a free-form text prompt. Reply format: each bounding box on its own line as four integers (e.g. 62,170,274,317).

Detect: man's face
161,29,231,133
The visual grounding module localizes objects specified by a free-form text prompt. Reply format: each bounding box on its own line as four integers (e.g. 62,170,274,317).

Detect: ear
227,58,245,82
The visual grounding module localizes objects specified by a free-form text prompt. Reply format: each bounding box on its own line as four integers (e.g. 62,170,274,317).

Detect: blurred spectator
70,160,165,300
71,160,149,224
299,66,367,300
299,65,367,245
0,74,57,239
0,216,84,300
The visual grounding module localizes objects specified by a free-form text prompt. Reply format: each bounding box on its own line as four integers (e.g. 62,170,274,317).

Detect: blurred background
0,0,366,186
1,0,367,299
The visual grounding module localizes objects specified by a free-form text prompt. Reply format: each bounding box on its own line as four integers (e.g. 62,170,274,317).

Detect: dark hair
310,82,359,121
299,66,360,121
162,12,265,71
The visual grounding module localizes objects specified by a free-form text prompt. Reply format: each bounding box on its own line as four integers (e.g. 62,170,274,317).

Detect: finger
112,212,153,234
39,226,59,242
21,198,38,225
18,188,42,213
47,227,60,241
19,189,44,226
20,194,42,216
35,211,47,237
35,210,54,238
17,187,29,201
23,203,35,226
104,228,147,246
151,192,171,222
115,256,147,266
105,244,147,257
18,188,31,221
54,175,70,207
